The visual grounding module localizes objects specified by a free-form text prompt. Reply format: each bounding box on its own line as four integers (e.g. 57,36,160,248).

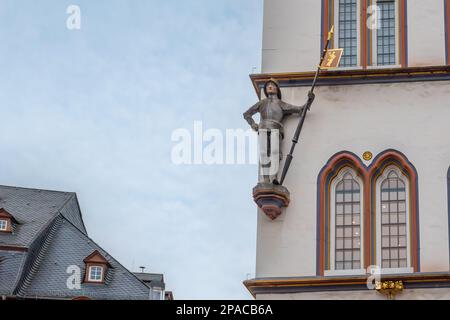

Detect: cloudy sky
0,0,263,299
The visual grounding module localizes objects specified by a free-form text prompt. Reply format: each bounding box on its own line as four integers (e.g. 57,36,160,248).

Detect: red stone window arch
317,151,368,275
317,150,419,276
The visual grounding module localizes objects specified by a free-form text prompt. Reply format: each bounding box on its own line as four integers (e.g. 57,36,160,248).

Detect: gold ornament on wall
363,151,373,161
375,281,404,300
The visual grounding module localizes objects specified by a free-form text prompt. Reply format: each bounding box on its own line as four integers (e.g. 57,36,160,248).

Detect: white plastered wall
255,81,450,278
407,0,447,67
262,0,321,73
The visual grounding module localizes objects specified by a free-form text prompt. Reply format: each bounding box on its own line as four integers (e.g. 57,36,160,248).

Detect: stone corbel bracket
253,183,290,220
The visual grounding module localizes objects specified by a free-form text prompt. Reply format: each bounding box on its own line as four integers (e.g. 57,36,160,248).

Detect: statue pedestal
253,183,290,220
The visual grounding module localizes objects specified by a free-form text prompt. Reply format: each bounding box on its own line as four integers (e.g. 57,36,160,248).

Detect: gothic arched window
327,168,365,275
317,150,420,276
376,167,411,271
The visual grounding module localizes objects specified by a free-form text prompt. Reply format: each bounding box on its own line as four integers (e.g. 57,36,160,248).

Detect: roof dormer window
83,250,111,284
0,208,15,233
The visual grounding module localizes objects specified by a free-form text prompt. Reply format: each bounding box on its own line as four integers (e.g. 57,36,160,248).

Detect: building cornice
244,273,450,298
250,65,450,98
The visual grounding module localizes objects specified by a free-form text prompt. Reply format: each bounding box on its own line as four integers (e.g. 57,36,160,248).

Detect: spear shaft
277,26,334,186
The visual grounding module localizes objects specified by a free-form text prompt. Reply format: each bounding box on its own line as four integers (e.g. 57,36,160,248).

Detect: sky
0,0,263,299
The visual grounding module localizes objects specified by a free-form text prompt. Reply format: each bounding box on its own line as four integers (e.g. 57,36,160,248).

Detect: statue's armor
243,95,304,138
257,96,287,137
243,79,314,184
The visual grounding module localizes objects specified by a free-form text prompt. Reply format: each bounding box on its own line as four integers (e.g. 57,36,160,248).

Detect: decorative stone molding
244,273,450,298
250,66,450,98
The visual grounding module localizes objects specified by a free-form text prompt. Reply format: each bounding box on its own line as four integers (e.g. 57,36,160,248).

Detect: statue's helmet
263,78,282,99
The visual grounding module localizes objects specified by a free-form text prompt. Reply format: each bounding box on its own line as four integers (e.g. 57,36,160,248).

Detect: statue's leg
258,129,271,183
264,130,273,183
279,132,283,161
269,129,281,183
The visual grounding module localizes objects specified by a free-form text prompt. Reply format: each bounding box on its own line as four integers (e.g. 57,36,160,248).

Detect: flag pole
276,26,334,186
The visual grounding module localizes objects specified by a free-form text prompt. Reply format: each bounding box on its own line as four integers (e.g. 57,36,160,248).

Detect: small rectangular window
88,266,104,282
338,0,358,67
376,0,397,65
0,219,7,231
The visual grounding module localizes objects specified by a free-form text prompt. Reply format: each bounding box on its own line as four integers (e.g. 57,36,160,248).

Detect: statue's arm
243,101,261,131
282,92,315,116
282,102,305,115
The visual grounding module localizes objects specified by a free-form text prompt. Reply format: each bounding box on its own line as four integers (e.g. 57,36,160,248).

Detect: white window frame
88,266,104,282
375,165,414,275
325,167,366,276
0,219,8,231
333,0,363,70
369,0,401,68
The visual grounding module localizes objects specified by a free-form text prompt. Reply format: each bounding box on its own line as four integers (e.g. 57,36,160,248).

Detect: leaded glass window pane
338,0,358,67
380,171,408,268
335,173,361,270
377,0,397,65
89,266,103,281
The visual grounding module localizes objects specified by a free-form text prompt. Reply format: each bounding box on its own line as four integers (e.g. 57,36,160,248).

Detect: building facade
245,0,450,300
134,272,172,300
0,185,168,300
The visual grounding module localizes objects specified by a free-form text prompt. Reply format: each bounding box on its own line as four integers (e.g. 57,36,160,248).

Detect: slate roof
0,185,87,248
0,251,26,294
0,185,154,300
133,272,165,290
